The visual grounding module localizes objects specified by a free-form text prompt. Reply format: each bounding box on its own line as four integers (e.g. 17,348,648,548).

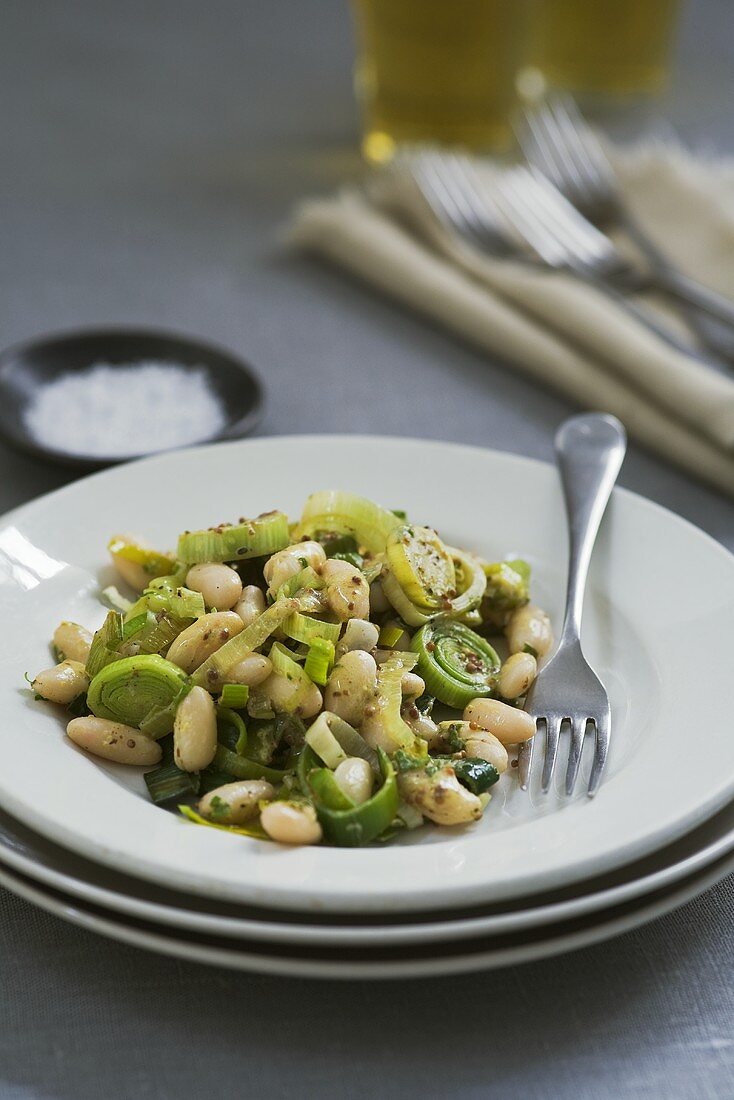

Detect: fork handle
555,414,627,646
619,208,734,354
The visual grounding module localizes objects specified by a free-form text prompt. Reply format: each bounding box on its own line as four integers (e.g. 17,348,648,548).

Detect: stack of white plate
0,437,731,979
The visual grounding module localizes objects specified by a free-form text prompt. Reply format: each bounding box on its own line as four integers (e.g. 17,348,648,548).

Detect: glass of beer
351,0,533,163
528,0,682,99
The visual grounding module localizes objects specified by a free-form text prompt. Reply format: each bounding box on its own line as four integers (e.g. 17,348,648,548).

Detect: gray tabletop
1,2,733,1097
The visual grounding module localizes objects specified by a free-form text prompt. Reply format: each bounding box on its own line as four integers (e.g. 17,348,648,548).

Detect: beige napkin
289,145,734,497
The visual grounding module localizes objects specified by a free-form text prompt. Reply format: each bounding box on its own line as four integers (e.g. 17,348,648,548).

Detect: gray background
1,1,733,1096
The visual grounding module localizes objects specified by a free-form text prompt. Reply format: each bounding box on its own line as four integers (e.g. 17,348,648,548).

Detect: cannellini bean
173,686,218,772
198,779,275,824
401,704,442,748
186,563,242,611
333,757,374,806
463,730,509,773
166,611,243,673
398,767,483,826
505,604,554,658
259,673,323,719
335,618,379,658
67,717,162,766
260,801,323,845
109,535,155,592
33,661,89,705
463,698,536,745
324,650,377,726
233,585,266,628
263,542,326,593
227,653,272,687
499,651,537,700
369,580,390,615
53,621,93,664
401,672,425,699
321,558,370,621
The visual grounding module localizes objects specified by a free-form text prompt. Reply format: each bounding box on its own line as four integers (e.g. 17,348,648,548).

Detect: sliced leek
108,537,176,581
386,525,456,611
177,512,290,564
87,654,189,728
281,609,340,647
192,599,296,689
411,621,500,708
293,491,401,554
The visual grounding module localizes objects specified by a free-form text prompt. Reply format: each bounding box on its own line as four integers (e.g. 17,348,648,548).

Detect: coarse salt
24,361,226,458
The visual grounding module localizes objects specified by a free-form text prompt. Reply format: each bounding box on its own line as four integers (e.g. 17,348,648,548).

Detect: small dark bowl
0,327,265,470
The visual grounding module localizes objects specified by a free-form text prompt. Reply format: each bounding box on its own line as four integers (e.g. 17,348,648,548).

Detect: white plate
1,435,733,913
1,795,734,946
1,851,732,980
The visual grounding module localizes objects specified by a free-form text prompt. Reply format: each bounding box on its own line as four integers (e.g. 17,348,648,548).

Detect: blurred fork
519,96,734,352
519,413,626,797
411,153,710,357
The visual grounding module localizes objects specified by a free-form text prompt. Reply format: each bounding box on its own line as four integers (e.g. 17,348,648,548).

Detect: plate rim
0,796,733,946
0,848,731,980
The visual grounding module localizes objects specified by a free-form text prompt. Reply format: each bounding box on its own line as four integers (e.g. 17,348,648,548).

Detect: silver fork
519,413,626,797
519,96,734,351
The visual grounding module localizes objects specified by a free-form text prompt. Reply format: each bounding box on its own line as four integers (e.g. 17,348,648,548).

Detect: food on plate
30,491,553,847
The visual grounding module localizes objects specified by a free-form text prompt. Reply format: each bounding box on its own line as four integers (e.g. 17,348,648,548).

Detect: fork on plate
518,95,734,356
519,413,626,798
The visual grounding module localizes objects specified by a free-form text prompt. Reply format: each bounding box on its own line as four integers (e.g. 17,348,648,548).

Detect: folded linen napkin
289,145,734,497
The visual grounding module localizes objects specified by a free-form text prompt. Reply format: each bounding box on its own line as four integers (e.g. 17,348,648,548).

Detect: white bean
173,687,218,772
499,651,537,700
324,650,377,726
198,780,275,824
321,558,370,621
369,580,390,615
505,604,554,658
53,621,93,664
260,801,323,845
400,672,425,699
67,717,162,766
464,730,509,773
234,585,266,628
186,563,242,611
335,618,379,658
166,611,243,674
33,661,89,705
259,673,323,719
401,704,442,748
263,542,326,593
227,653,272,687
463,698,536,746
333,757,374,806
398,767,483,826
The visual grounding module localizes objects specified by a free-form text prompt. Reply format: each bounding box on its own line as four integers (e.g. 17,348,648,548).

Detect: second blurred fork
519,96,734,354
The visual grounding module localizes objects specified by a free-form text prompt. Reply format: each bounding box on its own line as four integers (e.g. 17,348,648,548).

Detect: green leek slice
303,637,335,686
208,744,289,785
177,512,290,564
362,658,425,755
86,611,125,676
87,654,189,728
281,610,340,647
386,525,456,611
293,491,401,554
304,747,398,847
411,621,500,708
266,642,317,713
192,599,296,689
178,804,268,840
108,537,176,581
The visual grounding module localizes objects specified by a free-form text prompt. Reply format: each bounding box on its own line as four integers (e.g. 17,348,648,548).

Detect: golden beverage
351,0,532,162
529,0,681,97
